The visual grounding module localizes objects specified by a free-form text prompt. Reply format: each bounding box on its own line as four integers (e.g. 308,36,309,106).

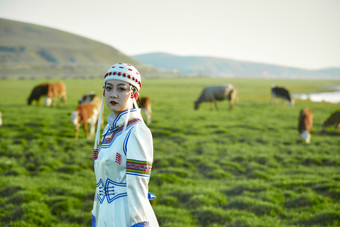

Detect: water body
292,87,340,104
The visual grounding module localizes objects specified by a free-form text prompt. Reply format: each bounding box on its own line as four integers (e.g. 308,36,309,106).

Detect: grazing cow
27,82,49,105
71,98,102,139
271,86,294,106
137,97,152,124
45,82,67,107
322,111,340,132
194,84,237,111
79,92,96,105
298,108,313,143
0,111,2,127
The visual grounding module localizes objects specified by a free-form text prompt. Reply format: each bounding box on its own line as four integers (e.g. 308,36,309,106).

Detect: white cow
194,84,237,111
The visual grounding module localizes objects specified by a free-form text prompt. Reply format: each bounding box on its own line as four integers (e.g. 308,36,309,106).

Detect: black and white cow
271,86,294,106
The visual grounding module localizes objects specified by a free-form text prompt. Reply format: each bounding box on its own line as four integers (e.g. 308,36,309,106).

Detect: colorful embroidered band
126,159,152,177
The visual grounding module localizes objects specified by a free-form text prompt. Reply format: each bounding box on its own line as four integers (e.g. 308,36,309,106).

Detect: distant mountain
2,18,339,79
133,52,340,79
0,18,169,79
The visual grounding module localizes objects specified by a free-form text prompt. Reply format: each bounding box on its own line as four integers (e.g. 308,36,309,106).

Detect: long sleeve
125,124,157,227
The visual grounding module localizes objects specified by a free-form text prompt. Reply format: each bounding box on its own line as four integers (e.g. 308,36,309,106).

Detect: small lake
292,90,340,104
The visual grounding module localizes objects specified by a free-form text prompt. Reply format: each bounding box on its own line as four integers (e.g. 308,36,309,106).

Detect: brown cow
78,93,103,128
71,97,103,139
27,82,49,105
45,82,67,107
298,108,313,143
322,110,340,132
194,84,237,111
137,97,152,124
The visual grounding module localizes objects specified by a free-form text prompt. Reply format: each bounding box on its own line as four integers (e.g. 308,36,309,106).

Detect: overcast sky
1,0,339,69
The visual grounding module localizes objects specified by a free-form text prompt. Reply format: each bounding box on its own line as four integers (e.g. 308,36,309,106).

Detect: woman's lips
110,101,118,105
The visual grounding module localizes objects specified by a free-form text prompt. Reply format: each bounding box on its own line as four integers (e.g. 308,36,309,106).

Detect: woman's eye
118,87,126,92
105,86,112,91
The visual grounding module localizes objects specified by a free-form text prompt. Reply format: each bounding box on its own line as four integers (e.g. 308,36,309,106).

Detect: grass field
0,77,339,226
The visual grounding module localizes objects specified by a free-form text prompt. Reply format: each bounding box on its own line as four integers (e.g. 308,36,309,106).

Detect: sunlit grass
0,77,339,226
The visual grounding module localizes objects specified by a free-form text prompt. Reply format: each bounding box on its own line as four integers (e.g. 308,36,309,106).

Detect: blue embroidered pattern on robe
91,213,96,227
96,178,127,204
101,118,141,148
132,221,149,227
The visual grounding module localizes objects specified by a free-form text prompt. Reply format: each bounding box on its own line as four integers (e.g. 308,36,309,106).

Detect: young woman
91,63,159,227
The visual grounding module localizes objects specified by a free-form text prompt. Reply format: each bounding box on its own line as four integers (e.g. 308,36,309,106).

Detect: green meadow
0,77,339,226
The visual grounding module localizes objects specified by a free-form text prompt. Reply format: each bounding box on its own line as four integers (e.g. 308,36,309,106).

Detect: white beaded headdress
93,63,142,160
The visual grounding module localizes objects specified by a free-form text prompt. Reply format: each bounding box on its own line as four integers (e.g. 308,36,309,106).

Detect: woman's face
104,79,131,115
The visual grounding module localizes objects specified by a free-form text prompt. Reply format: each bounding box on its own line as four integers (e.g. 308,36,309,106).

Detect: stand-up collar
107,108,142,129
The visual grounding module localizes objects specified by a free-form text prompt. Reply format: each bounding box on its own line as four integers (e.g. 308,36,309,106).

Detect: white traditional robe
91,109,159,227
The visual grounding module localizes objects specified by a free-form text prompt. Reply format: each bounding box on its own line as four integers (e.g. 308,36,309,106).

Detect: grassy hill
133,52,340,79
0,18,172,79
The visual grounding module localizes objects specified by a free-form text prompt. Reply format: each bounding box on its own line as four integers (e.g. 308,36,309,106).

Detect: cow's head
45,97,52,107
27,98,32,105
300,130,311,143
27,92,35,105
71,111,80,126
194,101,200,110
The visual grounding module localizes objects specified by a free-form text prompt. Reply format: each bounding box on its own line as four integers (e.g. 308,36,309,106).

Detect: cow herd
1,81,336,142
194,84,339,144
24,82,152,139
270,86,339,143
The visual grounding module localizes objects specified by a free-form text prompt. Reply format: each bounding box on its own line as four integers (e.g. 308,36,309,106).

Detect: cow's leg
84,122,89,139
52,97,57,107
89,123,95,139
215,101,218,110
210,102,215,110
229,90,237,111
75,126,79,139
270,94,274,104
61,93,67,105
229,100,233,111
146,111,151,124
143,107,151,124
59,96,66,106
148,105,152,124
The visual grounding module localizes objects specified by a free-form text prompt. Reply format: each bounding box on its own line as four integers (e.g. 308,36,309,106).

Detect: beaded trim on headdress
104,63,142,91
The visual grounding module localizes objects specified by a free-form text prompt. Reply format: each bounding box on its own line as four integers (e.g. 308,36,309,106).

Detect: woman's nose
110,90,118,98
